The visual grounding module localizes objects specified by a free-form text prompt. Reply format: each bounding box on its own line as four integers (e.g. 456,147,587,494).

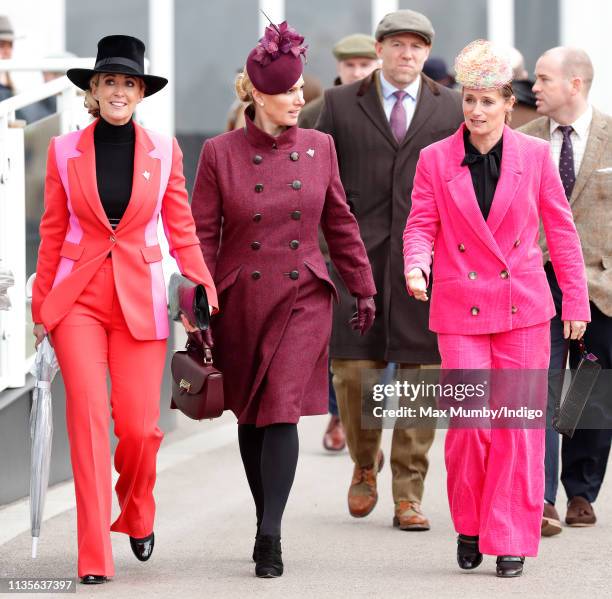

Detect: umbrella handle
31,536,38,558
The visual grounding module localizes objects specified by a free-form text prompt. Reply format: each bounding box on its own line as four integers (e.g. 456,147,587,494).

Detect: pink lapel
485,125,523,235
445,124,522,262
115,122,159,232
73,120,112,231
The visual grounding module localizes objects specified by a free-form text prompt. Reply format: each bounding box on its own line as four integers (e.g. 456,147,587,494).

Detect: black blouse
94,117,135,229
461,128,503,221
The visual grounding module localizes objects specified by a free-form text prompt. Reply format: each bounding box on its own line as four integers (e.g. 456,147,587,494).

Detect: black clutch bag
168,273,210,330
553,339,602,438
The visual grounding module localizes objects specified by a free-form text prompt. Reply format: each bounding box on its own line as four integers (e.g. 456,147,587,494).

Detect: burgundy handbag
170,331,224,420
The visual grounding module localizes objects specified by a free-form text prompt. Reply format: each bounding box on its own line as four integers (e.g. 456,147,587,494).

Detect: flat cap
375,9,434,45
332,33,377,61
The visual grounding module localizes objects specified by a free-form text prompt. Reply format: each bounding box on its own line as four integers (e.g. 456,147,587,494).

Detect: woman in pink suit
403,40,590,578
191,22,375,578
31,36,217,584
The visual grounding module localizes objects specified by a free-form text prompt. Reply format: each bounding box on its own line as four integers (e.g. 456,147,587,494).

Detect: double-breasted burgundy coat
191,111,376,427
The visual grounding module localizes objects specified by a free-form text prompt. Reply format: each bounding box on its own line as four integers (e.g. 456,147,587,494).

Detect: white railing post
258,0,285,34
371,0,399,35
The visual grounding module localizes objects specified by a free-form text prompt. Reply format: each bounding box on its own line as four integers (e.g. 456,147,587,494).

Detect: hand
180,313,199,334
563,320,587,340
349,296,376,336
203,327,214,348
405,268,428,301
33,323,49,349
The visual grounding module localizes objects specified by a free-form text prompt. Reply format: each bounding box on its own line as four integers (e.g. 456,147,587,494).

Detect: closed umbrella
29,337,59,558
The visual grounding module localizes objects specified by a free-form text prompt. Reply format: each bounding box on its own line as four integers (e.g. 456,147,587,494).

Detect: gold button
468,271,477,280
109,235,116,242
514,239,521,248
458,243,466,252
471,306,480,316
512,305,518,314
500,270,509,279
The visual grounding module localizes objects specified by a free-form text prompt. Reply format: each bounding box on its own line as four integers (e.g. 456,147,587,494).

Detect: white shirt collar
379,71,421,102
550,104,593,139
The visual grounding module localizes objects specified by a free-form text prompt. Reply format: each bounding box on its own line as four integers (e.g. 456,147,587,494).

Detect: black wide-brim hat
66,34,168,97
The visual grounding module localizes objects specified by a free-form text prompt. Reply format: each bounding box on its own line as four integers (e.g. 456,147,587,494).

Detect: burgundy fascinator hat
246,20,308,95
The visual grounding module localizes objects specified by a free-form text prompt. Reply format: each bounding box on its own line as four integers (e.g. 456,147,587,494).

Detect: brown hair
83,73,101,118
235,67,254,103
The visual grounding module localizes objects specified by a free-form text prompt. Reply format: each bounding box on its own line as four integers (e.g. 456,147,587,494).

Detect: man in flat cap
299,33,379,129
0,15,18,102
316,9,462,530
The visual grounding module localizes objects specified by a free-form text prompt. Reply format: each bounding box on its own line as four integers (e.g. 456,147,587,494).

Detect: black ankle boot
80,575,108,585
496,555,524,577
129,532,155,562
457,534,483,570
254,534,283,578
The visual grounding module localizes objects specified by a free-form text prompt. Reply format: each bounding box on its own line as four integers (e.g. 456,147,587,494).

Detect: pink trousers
437,322,550,557
52,259,167,577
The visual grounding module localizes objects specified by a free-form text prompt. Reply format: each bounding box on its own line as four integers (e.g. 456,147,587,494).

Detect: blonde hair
83,73,101,118
235,67,255,103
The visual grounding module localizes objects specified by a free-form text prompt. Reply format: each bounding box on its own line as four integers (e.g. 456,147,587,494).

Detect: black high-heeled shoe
129,532,155,562
457,534,483,570
79,575,108,585
496,555,525,577
254,534,283,578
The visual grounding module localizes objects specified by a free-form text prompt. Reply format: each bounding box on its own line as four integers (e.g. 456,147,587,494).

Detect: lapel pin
306,148,315,158
143,170,151,181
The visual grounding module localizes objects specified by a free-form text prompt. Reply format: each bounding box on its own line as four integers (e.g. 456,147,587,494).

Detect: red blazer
403,124,590,334
32,119,217,340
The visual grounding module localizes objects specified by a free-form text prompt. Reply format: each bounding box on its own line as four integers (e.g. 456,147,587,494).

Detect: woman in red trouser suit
31,36,217,584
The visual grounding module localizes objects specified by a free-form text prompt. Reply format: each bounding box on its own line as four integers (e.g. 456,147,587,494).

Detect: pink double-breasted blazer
32,119,217,340
403,124,590,335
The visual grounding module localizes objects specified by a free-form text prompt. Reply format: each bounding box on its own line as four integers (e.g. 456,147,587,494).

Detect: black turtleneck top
461,127,503,221
94,117,135,229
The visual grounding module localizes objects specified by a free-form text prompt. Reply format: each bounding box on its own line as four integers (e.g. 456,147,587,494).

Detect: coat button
251,241,261,250
251,271,262,280
468,271,477,280
254,183,264,193
458,243,466,252
514,239,521,248
290,240,299,250
253,213,262,222
290,151,299,161
253,155,263,164
109,235,116,242
289,270,299,280
272,142,278,149
500,270,509,279
471,306,480,316
291,210,301,220
291,180,302,190
512,305,518,314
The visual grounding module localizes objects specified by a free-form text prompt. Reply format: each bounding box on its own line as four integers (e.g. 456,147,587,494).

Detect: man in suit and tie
521,47,612,534
316,9,462,529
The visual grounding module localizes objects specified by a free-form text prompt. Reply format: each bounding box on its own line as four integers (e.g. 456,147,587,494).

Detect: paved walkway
0,413,610,598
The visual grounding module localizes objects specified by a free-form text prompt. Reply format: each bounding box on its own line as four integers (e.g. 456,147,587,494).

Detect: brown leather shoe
566,496,596,527
393,501,430,531
541,503,562,537
347,451,384,518
323,415,346,451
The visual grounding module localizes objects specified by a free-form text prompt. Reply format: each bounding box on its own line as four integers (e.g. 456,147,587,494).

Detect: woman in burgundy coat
191,22,376,578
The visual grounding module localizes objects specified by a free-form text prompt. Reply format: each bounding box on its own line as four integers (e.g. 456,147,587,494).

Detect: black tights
237,422,299,537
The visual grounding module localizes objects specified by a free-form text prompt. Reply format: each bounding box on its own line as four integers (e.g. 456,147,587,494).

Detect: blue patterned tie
557,125,575,199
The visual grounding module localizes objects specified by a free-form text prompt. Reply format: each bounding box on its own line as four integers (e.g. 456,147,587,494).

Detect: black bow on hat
66,35,167,97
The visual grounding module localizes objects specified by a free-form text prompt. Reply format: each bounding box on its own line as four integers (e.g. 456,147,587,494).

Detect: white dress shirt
549,104,593,176
379,72,420,134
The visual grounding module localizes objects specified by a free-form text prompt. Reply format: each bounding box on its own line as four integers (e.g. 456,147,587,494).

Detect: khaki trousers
331,359,436,504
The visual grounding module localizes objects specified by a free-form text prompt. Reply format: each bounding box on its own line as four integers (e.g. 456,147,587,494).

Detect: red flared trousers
52,259,166,577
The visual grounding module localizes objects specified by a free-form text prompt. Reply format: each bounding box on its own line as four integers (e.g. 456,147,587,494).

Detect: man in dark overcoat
316,9,463,529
